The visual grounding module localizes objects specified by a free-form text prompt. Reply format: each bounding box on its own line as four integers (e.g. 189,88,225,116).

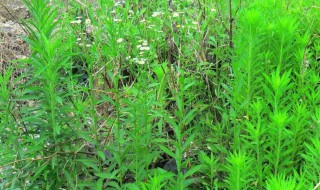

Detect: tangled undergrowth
1,0,320,189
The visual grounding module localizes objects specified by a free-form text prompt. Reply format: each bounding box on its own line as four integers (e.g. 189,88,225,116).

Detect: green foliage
1,0,320,189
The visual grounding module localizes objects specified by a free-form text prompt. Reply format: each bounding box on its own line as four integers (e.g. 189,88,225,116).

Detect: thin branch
214,0,229,32
0,151,94,169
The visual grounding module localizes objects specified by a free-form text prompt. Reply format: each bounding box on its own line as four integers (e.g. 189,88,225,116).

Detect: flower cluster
125,39,152,65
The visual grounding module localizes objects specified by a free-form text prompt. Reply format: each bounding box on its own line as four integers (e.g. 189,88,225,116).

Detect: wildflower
117,38,124,43
140,19,146,23
211,7,216,12
68,112,75,117
136,45,142,48
70,20,81,24
142,41,148,46
152,11,163,17
147,24,155,29
113,18,122,22
85,19,91,25
192,21,198,25
86,44,92,47
172,12,179,17
140,46,150,51
137,59,145,65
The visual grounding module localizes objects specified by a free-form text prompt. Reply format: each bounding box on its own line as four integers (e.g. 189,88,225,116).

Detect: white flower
85,19,91,25
192,21,198,25
70,20,81,24
142,41,148,46
117,38,124,43
140,46,150,51
113,18,122,22
172,12,179,17
137,60,145,65
152,12,163,17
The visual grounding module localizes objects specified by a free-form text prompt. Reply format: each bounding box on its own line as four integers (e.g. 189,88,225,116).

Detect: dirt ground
0,0,29,71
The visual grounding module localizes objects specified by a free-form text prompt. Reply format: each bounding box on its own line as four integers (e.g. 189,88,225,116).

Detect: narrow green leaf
159,145,175,159
183,165,202,178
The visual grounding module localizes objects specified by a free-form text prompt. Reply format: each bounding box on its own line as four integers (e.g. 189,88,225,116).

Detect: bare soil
0,0,29,71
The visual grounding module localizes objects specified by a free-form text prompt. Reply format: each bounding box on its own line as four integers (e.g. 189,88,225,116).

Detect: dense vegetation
1,0,320,189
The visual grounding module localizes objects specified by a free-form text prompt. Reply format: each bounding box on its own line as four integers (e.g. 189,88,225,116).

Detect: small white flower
113,18,122,22
152,12,163,17
140,46,150,51
70,20,81,24
85,19,91,25
117,38,124,43
142,41,148,46
147,25,155,29
140,19,146,23
137,60,145,65
86,44,92,47
192,21,198,25
172,12,179,17
211,7,216,12
136,45,142,48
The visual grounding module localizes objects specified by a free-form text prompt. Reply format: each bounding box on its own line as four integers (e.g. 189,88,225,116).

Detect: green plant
1,0,320,189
